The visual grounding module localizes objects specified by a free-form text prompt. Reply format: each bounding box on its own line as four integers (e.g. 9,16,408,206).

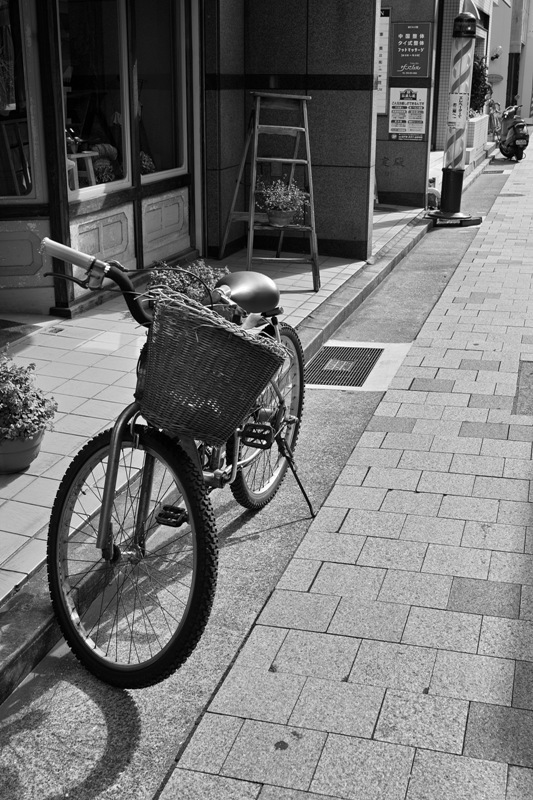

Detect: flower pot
0,430,45,474
267,209,296,227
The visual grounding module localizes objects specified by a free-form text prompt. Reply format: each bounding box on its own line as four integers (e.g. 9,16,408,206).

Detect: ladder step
258,125,305,136
251,256,316,264
256,157,308,165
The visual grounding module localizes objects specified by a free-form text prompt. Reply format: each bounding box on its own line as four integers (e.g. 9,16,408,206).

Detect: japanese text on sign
388,87,428,141
390,22,431,78
448,92,469,128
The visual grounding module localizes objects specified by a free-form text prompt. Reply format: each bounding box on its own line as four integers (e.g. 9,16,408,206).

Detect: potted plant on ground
256,176,309,227
0,352,58,474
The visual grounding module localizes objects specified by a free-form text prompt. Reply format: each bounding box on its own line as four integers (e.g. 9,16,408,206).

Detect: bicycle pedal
241,423,274,449
156,505,188,527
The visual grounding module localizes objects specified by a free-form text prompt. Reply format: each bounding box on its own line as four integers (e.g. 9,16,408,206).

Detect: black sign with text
390,22,431,79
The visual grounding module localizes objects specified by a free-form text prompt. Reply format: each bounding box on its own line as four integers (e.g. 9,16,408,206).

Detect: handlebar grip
41,237,103,270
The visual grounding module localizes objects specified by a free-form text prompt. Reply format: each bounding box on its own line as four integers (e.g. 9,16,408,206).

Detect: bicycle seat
215,271,280,313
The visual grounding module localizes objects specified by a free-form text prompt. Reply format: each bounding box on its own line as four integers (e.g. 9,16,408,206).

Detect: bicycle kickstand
275,434,316,518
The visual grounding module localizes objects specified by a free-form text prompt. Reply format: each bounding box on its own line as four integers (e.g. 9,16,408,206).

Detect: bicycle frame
95,318,289,559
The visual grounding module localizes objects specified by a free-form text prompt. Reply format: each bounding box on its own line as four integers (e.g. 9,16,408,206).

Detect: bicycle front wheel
48,426,218,689
228,323,305,509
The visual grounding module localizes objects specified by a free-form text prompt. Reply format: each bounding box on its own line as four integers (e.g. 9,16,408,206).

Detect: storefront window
0,0,32,196
134,0,185,179
60,0,127,193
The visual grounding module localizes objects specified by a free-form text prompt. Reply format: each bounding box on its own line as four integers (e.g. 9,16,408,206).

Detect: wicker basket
135,290,286,445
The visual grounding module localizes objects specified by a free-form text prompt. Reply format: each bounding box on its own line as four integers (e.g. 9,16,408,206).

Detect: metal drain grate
305,345,384,388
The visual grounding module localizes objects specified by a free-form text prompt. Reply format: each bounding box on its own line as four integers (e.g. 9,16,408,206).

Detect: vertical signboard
375,8,391,114
388,87,428,140
390,22,431,79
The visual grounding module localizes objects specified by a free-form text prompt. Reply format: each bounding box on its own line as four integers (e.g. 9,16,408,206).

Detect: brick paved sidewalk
163,159,533,799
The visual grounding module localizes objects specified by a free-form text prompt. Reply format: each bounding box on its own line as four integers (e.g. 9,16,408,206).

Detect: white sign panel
388,87,428,140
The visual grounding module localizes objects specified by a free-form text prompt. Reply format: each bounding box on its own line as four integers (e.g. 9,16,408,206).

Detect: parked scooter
499,104,529,161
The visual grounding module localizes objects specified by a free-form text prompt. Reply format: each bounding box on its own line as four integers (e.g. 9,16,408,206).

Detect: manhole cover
305,345,383,388
305,341,412,391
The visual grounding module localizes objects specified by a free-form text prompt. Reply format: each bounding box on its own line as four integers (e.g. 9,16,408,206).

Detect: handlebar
41,237,152,327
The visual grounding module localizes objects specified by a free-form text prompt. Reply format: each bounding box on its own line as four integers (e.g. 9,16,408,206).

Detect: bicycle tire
228,323,305,509
47,426,218,689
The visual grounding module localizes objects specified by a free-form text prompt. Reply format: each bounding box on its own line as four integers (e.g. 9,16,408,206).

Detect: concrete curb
0,155,492,706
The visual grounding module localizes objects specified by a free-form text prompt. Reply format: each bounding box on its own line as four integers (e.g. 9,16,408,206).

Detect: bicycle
40,237,311,689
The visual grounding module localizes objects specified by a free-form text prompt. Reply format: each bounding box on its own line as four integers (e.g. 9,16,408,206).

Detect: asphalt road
0,160,513,800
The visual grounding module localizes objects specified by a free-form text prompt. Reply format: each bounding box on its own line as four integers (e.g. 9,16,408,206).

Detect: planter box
466,114,489,165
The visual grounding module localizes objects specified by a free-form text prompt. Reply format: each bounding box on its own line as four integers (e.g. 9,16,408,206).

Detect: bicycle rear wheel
48,426,218,689
228,323,305,509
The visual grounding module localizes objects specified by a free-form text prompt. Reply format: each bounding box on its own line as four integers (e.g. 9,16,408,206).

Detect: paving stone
349,640,436,692
513,661,533,711
289,677,384,737
482,438,532,459
277,559,321,591
161,770,261,800
520,585,533,621
489,552,533,585
363,466,421,491
381,490,442,517
410,378,456,393
311,563,385,599
400,514,464,546
422,544,491,579
348,447,402,468
311,735,414,800
497,500,533,526
398,450,452,472
366,416,416,432
509,424,533,442
341,509,405,539
431,435,482,454
402,607,481,652
461,358,502,371
461,521,526,552
324,485,386,510
259,786,342,800
430,650,514,705
257,590,339,632
417,470,475,496
335,465,368,485
179,713,244,773
439,494,499,523
406,749,506,800
381,432,434,451
374,689,468,753
479,617,533,660
448,577,521,619
464,702,533,768
397,402,444,420
306,506,348,533
474,475,530,501
505,457,533,479
357,538,427,571
329,598,409,642
221,720,326,790
378,569,452,608
450,453,504,477
272,630,360,681
209,666,306,724
506,766,533,800
295,530,365,564
235,626,288,670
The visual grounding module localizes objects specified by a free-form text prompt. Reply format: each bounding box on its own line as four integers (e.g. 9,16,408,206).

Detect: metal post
427,12,482,226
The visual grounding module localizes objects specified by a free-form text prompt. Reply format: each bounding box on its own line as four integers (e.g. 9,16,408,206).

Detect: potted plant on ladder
256,176,309,227
0,352,58,474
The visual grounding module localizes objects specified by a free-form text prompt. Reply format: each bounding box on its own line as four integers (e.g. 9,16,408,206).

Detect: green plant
149,258,230,303
256,177,309,215
0,353,58,441
470,55,491,115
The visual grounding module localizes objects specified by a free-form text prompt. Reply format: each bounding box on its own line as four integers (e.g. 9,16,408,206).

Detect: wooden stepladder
219,92,320,292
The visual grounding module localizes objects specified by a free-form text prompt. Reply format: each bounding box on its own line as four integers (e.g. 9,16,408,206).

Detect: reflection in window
0,0,32,196
135,0,184,177
60,0,125,190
